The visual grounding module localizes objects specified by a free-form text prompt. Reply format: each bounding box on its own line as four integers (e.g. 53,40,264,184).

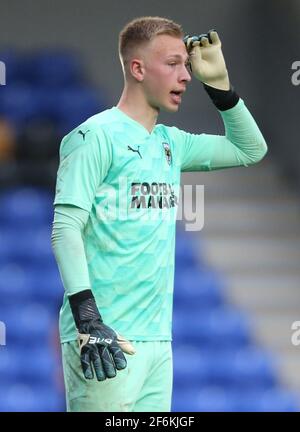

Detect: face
133,34,192,112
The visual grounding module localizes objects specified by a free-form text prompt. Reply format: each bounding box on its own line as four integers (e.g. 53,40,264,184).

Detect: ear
130,59,145,82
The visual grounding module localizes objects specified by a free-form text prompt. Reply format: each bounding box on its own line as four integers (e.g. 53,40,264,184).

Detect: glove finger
116,333,136,355
185,36,199,51
208,30,220,45
81,347,94,380
188,41,201,61
90,348,106,381
199,36,210,47
183,34,190,45
110,341,127,370
197,33,208,40
99,345,117,378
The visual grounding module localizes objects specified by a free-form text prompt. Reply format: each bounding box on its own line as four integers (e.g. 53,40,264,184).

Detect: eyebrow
166,54,189,62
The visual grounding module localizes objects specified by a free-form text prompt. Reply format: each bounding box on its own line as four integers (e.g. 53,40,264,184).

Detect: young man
51,16,267,412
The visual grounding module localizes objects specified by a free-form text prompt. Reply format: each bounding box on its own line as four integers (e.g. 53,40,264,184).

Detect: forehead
147,34,188,60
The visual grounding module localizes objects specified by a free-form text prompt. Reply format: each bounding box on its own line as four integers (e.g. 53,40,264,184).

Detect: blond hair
119,16,184,74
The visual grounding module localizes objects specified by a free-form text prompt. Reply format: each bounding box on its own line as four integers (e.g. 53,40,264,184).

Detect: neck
116,83,159,134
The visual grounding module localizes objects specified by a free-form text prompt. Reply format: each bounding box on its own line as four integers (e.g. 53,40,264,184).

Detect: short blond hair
119,16,184,73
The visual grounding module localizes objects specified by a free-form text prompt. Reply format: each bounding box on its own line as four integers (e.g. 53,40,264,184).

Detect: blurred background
0,0,300,411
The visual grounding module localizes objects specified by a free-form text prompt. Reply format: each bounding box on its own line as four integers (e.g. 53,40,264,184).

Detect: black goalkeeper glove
69,289,135,381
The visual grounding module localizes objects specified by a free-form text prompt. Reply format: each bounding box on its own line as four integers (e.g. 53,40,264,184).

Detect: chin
161,103,180,113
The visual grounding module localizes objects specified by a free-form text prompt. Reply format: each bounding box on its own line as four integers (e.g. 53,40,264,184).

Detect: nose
180,64,192,83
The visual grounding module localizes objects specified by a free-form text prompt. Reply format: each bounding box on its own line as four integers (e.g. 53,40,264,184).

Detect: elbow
247,139,268,165
256,140,268,163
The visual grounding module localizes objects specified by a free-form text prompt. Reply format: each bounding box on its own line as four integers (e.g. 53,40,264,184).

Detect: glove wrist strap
68,289,103,329
203,83,240,111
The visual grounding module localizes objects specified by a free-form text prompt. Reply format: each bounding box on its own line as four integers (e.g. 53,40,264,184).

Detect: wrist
202,72,230,91
203,83,240,111
68,289,102,329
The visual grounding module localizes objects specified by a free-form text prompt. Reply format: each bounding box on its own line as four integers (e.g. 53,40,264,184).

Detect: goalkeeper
51,16,267,412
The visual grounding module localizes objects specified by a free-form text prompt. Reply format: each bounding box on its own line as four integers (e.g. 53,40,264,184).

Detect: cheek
149,68,174,91
143,65,175,100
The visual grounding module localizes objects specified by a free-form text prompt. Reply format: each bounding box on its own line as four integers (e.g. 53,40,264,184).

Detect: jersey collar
112,106,157,137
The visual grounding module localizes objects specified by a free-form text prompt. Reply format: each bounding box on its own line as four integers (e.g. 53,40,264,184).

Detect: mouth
170,90,185,105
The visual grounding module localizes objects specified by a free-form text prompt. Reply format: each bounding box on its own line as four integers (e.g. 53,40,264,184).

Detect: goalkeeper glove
69,289,135,381
183,30,230,90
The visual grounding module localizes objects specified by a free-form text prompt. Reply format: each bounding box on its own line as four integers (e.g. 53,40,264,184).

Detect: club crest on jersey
162,142,172,165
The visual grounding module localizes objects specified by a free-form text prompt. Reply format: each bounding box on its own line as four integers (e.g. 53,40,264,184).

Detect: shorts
61,340,173,412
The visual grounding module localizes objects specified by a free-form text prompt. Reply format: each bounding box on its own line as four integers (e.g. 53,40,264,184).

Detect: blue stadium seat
235,388,299,412
0,262,33,302
173,345,211,387
32,267,64,305
0,85,41,127
172,389,202,412
174,267,224,308
172,386,238,412
2,303,55,347
0,263,62,309
0,346,56,386
172,386,300,412
175,231,200,270
0,49,25,84
196,386,240,412
0,383,63,411
173,306,251,348
0,187,53,227
0,347,20,382
19,347,57,385
24,50,82,88
0,227,55,265
54,87,107,133
173,343,276,391
207,346,277,390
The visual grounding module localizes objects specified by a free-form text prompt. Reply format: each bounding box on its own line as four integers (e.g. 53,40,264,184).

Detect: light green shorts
61,340,173,412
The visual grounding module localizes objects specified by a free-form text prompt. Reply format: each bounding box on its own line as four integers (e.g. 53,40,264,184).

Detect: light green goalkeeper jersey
54,101,267,342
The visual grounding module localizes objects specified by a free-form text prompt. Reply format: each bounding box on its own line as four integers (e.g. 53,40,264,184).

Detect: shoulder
155,123,186,143
60,108,117,155
79,107,118,139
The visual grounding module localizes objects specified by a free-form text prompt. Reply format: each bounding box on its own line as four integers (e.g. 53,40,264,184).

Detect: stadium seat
207,346,277,390
0,262,33,302
174,267,224,308
0,227,55,265
175,231,200,270
0,383,63,412
31,267,64,305
0,49,25,84
0,187,53,227
235,388,299,412
172,386,238,412
173,345,211,387
0,85,41,127
24,50,83,88
0,347,20,382
16,117,61,161
173,305,251,348
0,346,56,385
173,343,276,390
2,303,55,347
53,87,107,133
